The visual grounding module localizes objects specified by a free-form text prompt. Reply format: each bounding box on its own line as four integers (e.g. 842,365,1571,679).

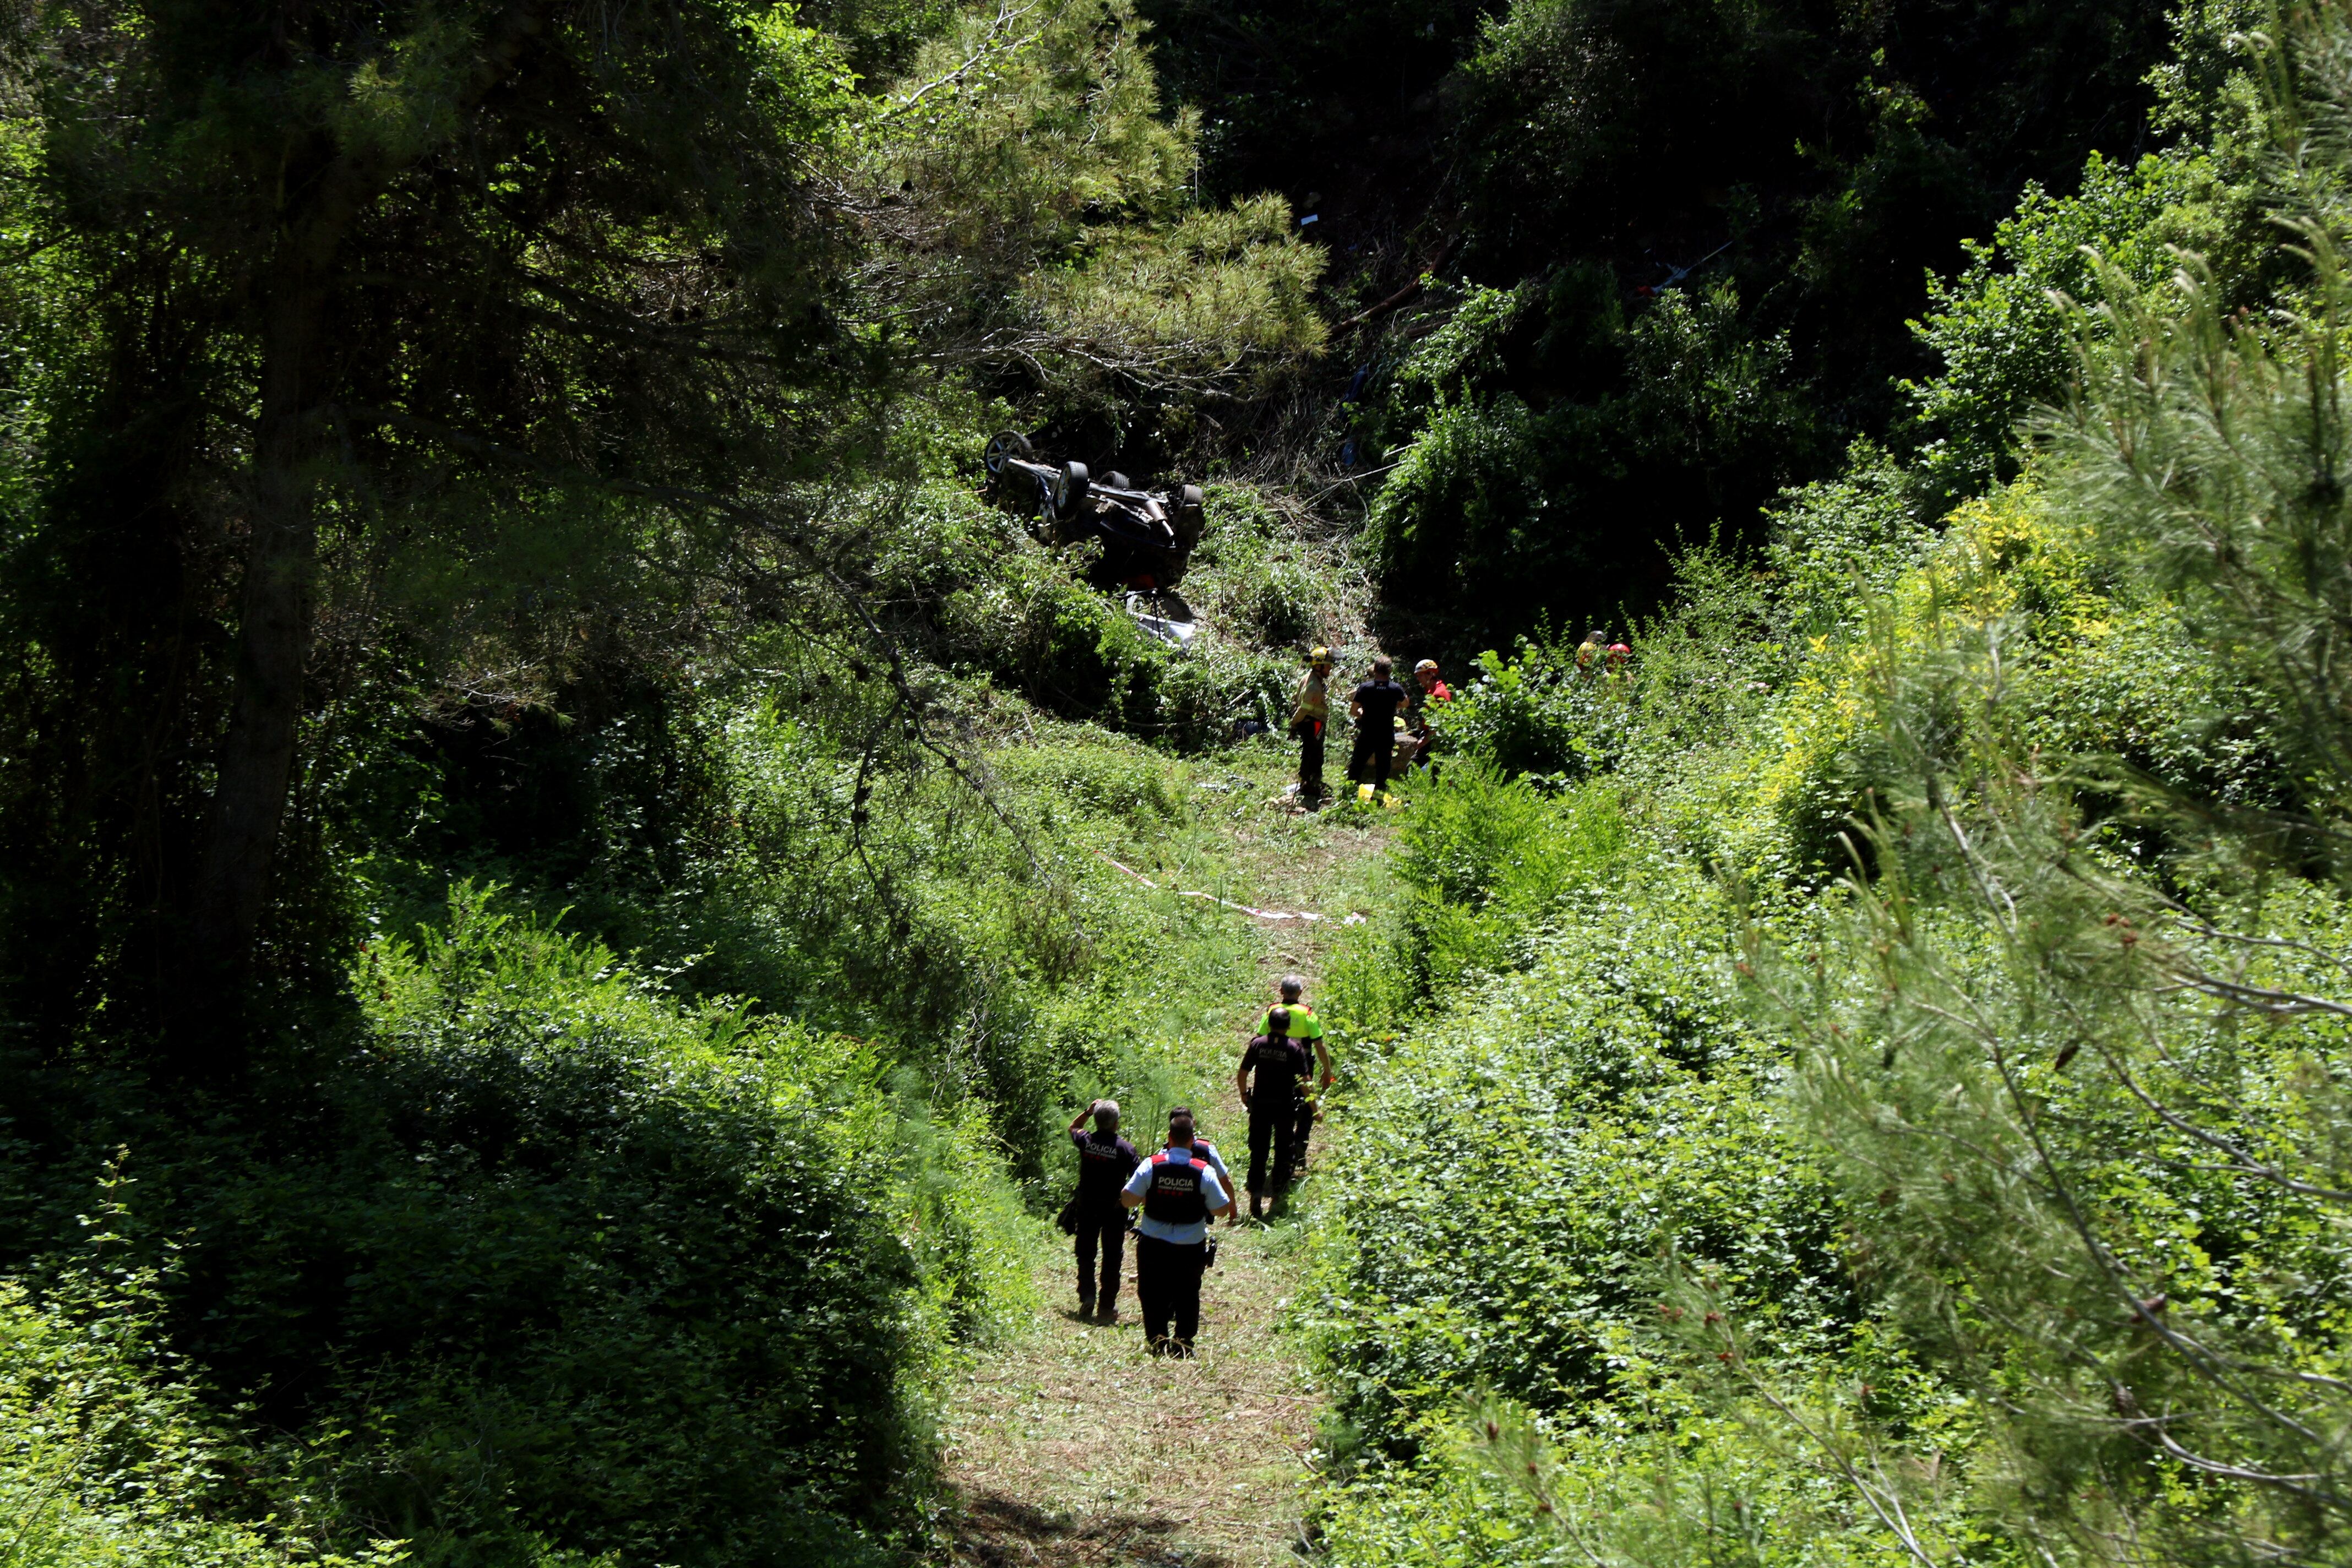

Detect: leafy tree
1141,0,2186,648
861,0,1325,442
3,0,880,1043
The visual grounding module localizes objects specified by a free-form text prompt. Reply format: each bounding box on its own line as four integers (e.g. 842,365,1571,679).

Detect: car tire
983,430,1033,475
1055,461,1090,514
1173,484,1205,551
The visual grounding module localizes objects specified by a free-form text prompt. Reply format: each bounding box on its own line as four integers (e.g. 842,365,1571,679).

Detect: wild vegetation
0,0,1349,1560
6,0,2350,1564
1302,6,2352,1564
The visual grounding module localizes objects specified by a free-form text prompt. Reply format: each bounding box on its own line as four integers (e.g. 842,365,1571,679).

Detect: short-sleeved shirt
1123,1147,1229,1244
1242,1034,1309,1099
1253,1001,1325,1043
1354,679,1409,732
1190,1137,1235,1193
1071,1127,1140,1207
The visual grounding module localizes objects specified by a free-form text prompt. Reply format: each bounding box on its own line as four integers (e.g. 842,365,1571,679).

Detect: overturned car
983,431,1205,591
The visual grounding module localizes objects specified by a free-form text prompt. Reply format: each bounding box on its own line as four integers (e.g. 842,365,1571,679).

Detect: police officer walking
1237,1006,1310,1219
1119,1108,1235,1357
1066,1099,1140,1321
1255,976,1333,1177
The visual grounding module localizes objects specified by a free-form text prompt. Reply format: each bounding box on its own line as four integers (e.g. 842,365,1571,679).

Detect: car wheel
1173,484,1205,551
983,430,1033,475
1055,460,1090,514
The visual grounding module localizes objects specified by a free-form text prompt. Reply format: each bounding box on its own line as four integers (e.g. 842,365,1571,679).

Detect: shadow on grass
942,1488,1232,1567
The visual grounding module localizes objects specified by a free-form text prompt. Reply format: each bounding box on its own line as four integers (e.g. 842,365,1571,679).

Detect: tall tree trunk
197,266,329,967
189,14,538,979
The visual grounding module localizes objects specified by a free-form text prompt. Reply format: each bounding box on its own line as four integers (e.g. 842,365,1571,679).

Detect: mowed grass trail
937,750,1396,1568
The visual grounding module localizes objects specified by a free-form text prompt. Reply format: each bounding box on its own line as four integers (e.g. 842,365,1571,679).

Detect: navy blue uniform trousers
1074,1205,1127,1306
1135,1234,1207,1343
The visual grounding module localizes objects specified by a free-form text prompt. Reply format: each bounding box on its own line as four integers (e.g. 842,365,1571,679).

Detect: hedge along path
937,774,1394,1568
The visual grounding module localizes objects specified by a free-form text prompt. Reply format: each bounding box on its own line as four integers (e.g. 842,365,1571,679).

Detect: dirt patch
937,756,1393,1568
937,1217,1319,1568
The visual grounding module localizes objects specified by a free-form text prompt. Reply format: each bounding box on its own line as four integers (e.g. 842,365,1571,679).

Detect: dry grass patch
938,1212,1319,1568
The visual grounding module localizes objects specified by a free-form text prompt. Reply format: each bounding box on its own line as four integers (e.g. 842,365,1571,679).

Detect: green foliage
5,886,1033,1567
1903,151,2254,499
1366,393,1546,614
1324,767,1625,1031
1309,848,1870,1559
863,0,1325,415
1364,277,1819,641
1310,8,2352,1562
0,0,1327,1561
1762,446,1936,641
1433,644,1635,781
1145,0,2186,647
0,1242,401,1568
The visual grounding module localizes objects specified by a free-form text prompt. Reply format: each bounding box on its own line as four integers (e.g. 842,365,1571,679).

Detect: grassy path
937,757,1395,1568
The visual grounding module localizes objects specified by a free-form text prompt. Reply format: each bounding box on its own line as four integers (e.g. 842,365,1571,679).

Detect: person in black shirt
1235,1006,1310,1219
1348,656,1411,793
1067,1099,1140,1321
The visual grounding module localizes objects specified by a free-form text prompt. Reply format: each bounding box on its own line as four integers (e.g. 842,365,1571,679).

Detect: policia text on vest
1236,1006,1310,1219
1064,1100,1141,1322
1118,1110,1235,1357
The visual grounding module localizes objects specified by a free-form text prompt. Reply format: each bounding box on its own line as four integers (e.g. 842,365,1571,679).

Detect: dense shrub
1431,644,1635,781
1902,150,2259,501
0,1242,401,1568
1307,14,2352,1557
2,889,1031,1568
1309,842,1866,1554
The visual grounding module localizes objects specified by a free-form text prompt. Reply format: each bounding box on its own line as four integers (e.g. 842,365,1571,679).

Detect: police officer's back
1236,1006,1310,1219
1119,1109,1234,1356
1066,1099,1139,1321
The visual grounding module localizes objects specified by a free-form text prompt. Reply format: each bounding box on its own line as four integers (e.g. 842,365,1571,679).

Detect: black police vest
1249,1035,1308,1084
1076,1132,1137,1201
1142,1151,1211,1225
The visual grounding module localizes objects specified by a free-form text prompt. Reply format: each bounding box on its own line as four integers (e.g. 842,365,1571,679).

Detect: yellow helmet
1309,645,1332,667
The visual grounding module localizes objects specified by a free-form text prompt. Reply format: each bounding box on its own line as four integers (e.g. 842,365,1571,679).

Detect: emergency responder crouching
1067,1098,1140,1321
1119,1108,1235,1356
1237,1006,1310,1219
1393,658,1453,773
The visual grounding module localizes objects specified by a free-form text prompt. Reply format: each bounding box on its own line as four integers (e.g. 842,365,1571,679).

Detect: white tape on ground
1091,849,1327,922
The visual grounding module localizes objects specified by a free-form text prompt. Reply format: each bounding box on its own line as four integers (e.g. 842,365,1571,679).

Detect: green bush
988,730,1184,829
1237,559,1321,649
1903,150,2254,501
0,1242,400,1568
1434,641,1636,782
4,887,1031,1568
1308,855,1851,1467
1309,26,2352,1551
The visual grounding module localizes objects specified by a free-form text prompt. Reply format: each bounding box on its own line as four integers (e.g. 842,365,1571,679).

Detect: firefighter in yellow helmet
1291,646,1333,806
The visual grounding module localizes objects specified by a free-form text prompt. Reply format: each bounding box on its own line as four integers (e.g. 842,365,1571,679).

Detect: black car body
983,431,1205,591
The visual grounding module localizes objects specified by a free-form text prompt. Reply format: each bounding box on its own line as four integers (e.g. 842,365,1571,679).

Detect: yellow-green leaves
330,12,474,169
737,2,863,144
